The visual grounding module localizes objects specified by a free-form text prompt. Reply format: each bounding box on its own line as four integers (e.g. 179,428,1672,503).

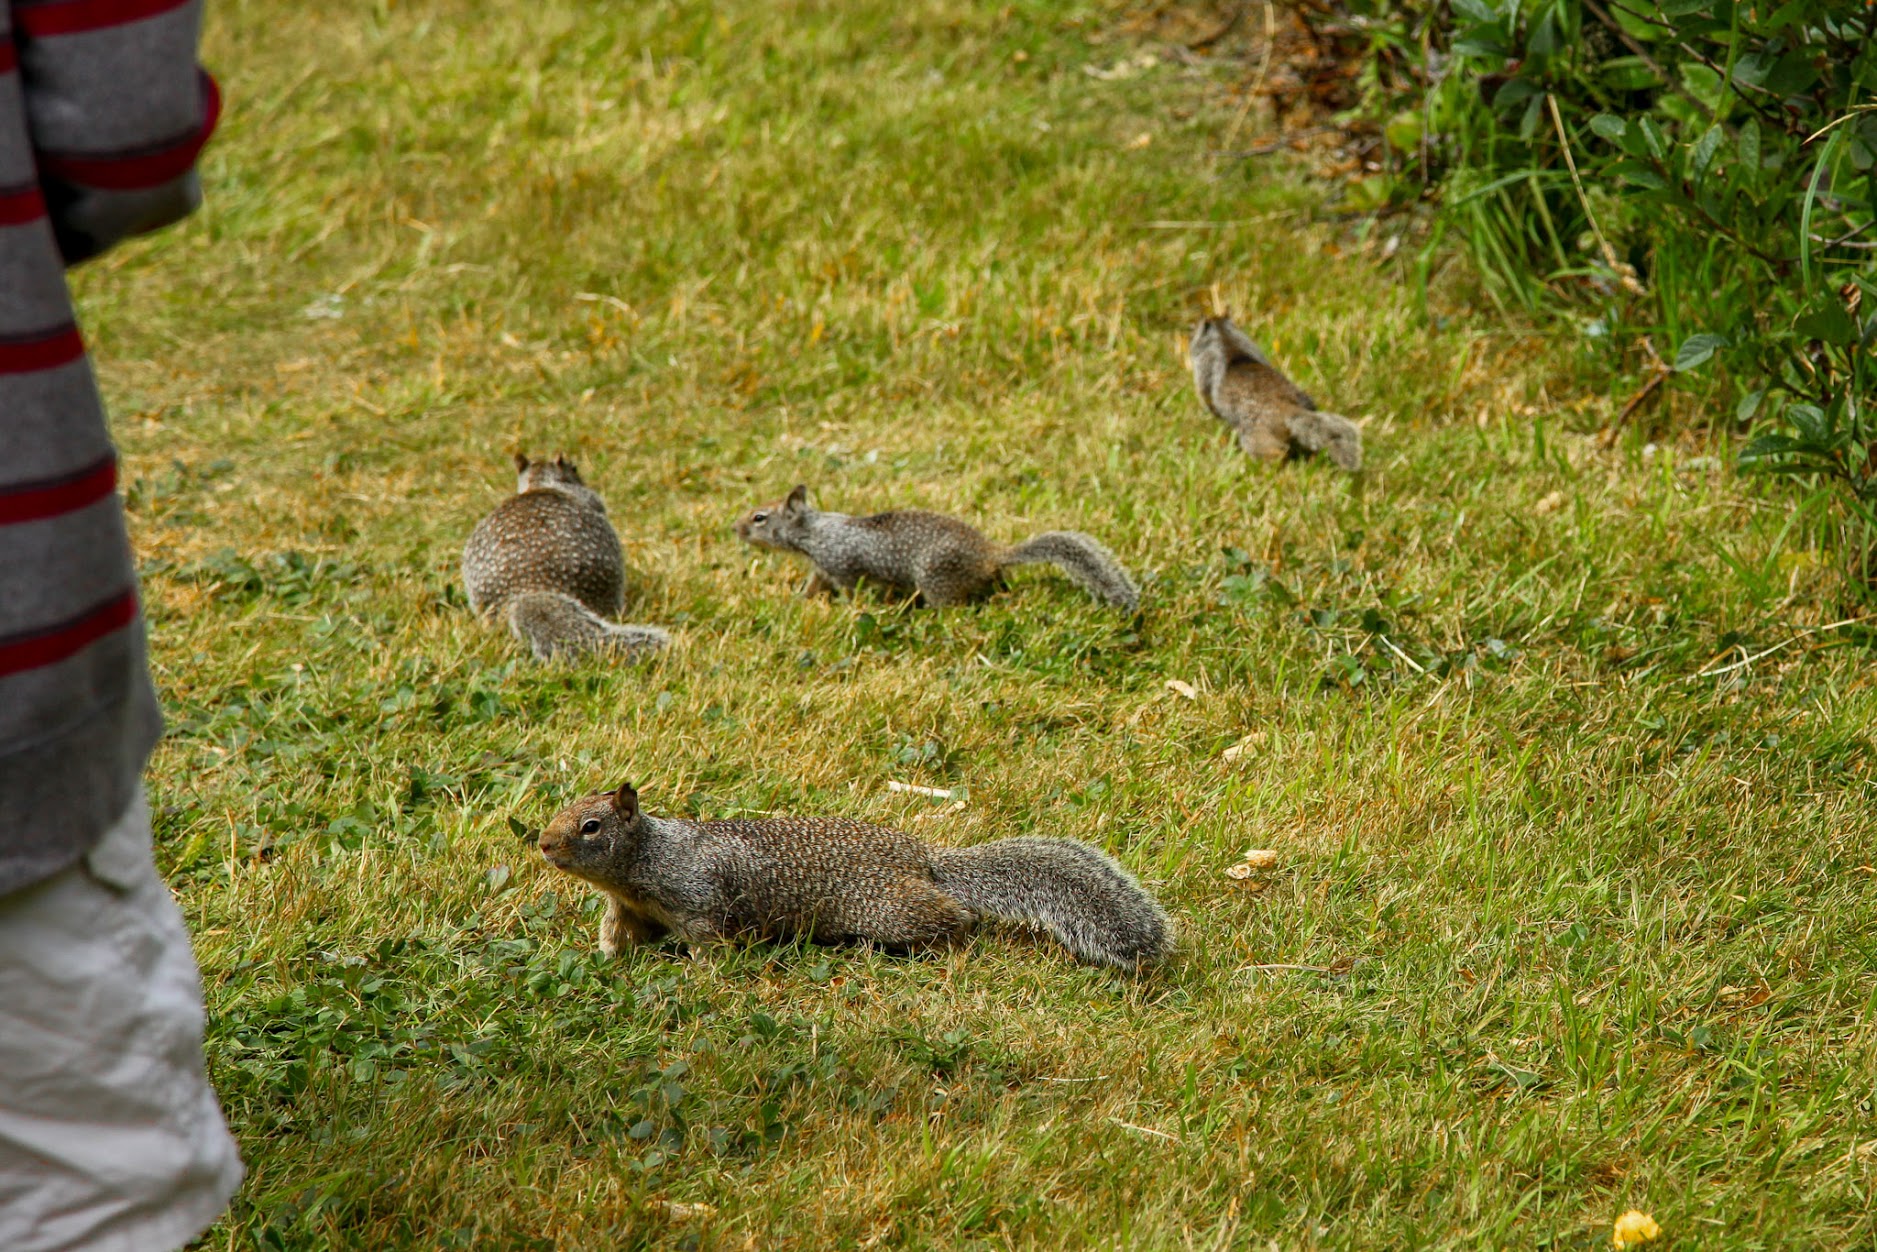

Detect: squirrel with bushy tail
735,485,1140,611
461,453,670,661
537,782,1173,970
1189,315,1363,472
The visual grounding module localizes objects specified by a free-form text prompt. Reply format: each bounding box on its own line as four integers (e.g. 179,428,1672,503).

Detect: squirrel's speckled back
463,454,624,618
460,455,670,661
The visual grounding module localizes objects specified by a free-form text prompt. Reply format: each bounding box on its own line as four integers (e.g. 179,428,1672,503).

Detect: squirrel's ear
555,453,570,469
785,484,808,513
611,782,639,820
513,452,530,471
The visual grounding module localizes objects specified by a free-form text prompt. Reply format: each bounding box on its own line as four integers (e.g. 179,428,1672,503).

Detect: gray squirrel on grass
1189,315,1363,472
537,782,1173,969
461,454,670,661
735,485,1140,611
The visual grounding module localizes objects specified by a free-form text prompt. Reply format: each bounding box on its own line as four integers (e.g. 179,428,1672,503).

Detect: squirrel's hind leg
915,549,1000,607
1236,417,1292,462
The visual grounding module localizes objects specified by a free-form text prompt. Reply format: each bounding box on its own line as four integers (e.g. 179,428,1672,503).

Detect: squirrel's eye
751,511,768,523
580,819,601,835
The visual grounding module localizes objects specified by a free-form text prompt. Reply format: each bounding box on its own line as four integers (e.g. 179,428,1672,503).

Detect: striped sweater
0,0,217,896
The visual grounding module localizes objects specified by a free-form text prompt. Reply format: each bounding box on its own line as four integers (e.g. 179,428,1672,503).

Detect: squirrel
536,783,1172,969
461,453,671,661
734,485,1140,612
1188,316,1363,472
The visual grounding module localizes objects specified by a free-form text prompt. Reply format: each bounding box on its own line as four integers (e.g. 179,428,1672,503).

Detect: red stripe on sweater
14,0,190,37
0,185,46,226
0,40,15,74
0,325,85,375
0,591,136,678
36,71,219,191
0,458,116,526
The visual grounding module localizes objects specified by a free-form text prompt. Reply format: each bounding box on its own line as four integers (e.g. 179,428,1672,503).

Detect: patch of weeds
124,456,235,521
1312,606,1504,693
164,548,368,607
1215,547,1300,611
978,614,1142,683
888,733,961,778
885,1026,1019,1090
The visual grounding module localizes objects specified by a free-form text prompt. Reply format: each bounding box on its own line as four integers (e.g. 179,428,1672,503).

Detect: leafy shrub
1326,0,1877,588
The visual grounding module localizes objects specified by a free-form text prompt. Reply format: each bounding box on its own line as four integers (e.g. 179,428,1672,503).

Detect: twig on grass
1599,336,1671,447
1239,963,1333,973
1218,1,1278,154
575,291,636,317
1109,1118,1179,1142
887,781,954,798
1378,635,1427,674
1687,615,1877,680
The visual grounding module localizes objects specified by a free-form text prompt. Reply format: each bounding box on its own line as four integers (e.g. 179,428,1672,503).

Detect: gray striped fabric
0,0,214,897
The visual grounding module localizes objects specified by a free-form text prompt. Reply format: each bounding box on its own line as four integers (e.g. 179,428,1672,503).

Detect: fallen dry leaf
1222,731,1266,760
1534,490,1565,515
656,1201,717,1222
1166,679,1198,700
1226,849,1279,881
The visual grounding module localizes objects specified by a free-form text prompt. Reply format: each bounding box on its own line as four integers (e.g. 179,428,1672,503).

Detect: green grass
81,0,1877,1247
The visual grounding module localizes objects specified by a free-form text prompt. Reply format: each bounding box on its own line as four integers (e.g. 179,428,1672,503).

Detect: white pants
0,793,243,1252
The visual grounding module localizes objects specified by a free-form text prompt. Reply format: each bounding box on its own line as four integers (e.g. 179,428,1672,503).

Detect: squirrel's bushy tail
1001,532,1140,612
504,591,670,662
1291,411,1363,472
931,836,1171,969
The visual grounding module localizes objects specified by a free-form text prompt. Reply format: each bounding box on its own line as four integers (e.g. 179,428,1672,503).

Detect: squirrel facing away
538,782,1173,970
461,454,671,661
734,485,1140,612
1189,316,1363,472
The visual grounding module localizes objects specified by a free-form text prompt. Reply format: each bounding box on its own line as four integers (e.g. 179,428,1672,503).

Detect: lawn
83,0,1877,1247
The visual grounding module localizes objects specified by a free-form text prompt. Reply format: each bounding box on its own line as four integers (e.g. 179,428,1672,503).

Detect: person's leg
0,792,243,1252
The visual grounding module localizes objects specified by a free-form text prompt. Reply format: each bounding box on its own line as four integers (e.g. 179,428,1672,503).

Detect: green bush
1338,0,1877,588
